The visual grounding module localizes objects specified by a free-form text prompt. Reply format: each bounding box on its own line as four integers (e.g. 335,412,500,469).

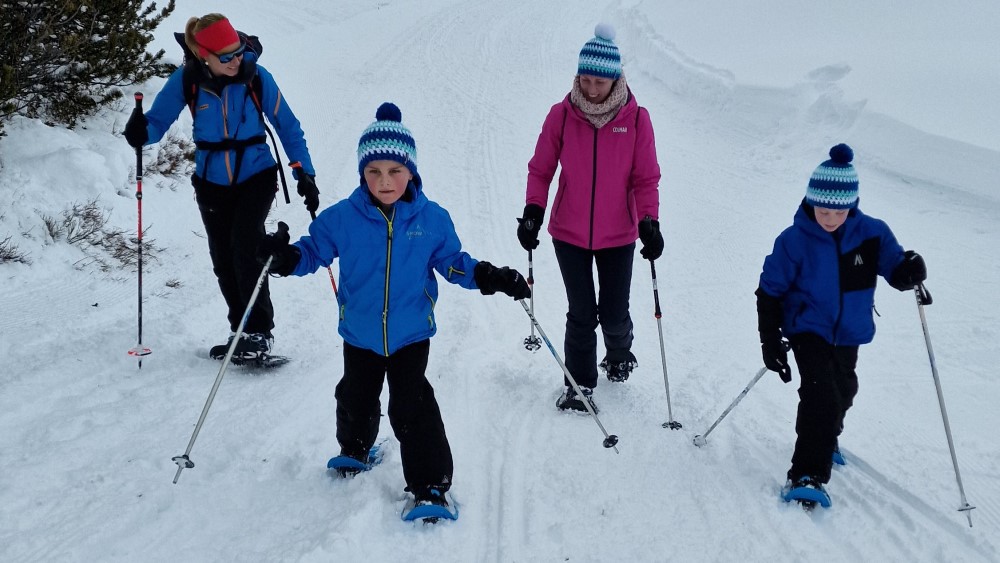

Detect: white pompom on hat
578,23,622,79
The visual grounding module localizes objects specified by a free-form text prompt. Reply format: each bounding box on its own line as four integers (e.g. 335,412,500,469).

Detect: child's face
364,160,413,207
815,206,849,232
579,74,614,104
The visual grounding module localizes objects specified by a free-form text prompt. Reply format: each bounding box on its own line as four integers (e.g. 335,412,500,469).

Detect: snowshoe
781,476,831,509
401,487,459,523
327,440,386,478
832,445,846,466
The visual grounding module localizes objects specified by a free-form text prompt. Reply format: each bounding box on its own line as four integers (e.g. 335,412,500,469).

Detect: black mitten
638,216,664,260
756,286,791,383
516,204,544,251
889,250,926,291
124,110,148,148
256,222,300,276
297,173,320,213
761,338,792,383
474,261,531,300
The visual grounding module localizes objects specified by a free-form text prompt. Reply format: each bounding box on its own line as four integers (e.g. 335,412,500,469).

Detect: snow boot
413,487,450,509
556,385,597,413
209,332,237,360
234,332,273,360
600,351,637,382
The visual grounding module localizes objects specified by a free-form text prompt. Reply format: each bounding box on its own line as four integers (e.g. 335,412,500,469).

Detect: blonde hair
184,13,228,62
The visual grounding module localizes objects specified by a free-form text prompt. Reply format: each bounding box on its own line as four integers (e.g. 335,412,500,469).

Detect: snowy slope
1,1,998,561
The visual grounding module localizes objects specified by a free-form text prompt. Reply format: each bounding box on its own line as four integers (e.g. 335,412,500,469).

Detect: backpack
173,31,290,202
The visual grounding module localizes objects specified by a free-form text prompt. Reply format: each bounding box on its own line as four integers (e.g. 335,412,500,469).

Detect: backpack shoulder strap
175,32,202,117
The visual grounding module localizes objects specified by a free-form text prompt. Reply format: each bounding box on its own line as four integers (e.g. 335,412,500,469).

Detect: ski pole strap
916,283,933,306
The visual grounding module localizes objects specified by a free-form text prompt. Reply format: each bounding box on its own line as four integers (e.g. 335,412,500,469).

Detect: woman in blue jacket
258,103,530,509
124,13,318,361
756,144,927,504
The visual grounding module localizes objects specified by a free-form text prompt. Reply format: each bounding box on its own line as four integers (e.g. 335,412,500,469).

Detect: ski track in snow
2,0,999,561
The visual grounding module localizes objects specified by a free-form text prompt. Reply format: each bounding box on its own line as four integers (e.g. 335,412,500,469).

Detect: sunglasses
214,41,246,63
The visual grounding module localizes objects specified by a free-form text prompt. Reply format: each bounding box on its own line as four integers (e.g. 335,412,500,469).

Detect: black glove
474,261,531,300
297,174,320,213
762,338,792,383
889,250,926,291
638,216,664,260
516,204,544,251
756,286,791,383
256,221,300,276
124,109,148,148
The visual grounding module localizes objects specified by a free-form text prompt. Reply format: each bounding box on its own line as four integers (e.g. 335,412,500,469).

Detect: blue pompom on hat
578,23,622,80
805,144,859,209
357,102,419,183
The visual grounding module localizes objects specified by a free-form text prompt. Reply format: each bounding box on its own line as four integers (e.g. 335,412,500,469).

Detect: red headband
194,18,240,58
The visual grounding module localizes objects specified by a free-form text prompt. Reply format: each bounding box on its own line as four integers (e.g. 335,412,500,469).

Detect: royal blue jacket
291,181,481,356
142,51,315,186
758,203,905,346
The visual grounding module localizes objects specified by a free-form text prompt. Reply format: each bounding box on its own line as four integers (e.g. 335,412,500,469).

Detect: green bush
0,0,176,131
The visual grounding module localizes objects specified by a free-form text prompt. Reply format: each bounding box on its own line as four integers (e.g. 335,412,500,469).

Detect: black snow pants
336,339,453,493
788,332,860,484
194,167,277,336
553,239,635,389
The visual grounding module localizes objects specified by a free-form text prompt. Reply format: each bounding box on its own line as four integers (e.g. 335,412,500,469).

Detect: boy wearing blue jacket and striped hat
257,103,530,510
756,144,927,506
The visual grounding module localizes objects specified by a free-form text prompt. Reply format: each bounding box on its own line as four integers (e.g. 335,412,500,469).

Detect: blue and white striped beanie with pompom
578,23,622,80
805,144,859,209
357,102,419,182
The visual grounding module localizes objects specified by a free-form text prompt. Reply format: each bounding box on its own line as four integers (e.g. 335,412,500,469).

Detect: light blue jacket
291,181,480,356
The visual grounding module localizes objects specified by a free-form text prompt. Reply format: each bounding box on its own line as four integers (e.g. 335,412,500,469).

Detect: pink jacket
526,92,660,250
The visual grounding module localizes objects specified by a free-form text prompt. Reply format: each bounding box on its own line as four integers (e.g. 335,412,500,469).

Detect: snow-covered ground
2,1,998,561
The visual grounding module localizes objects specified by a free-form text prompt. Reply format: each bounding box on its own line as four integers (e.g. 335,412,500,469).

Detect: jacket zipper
588,127,598,249
378,207,395,356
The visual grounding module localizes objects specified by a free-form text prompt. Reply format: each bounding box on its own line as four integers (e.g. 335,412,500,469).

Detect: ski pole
126,92,152,368
692,367,768,447
309,209,338,296
650,260,681,430
171,225,286,484
913,283,975,527
523,247,541,351
517,299,619,452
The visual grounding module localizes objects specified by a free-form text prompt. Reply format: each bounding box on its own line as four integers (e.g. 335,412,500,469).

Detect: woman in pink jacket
518,23,662,413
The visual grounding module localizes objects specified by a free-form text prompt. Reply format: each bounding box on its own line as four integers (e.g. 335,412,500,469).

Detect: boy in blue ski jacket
124,13,320,360
756,144,927,501
258,103,530,509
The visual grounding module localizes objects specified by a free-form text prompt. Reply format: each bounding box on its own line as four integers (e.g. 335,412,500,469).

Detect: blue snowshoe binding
401,488,459,523
781,476,832,509
327,441,386,478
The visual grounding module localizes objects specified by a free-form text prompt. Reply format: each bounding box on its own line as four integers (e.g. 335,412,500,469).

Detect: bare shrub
47,197,162,272
0,236,31,264
153,132,196,176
